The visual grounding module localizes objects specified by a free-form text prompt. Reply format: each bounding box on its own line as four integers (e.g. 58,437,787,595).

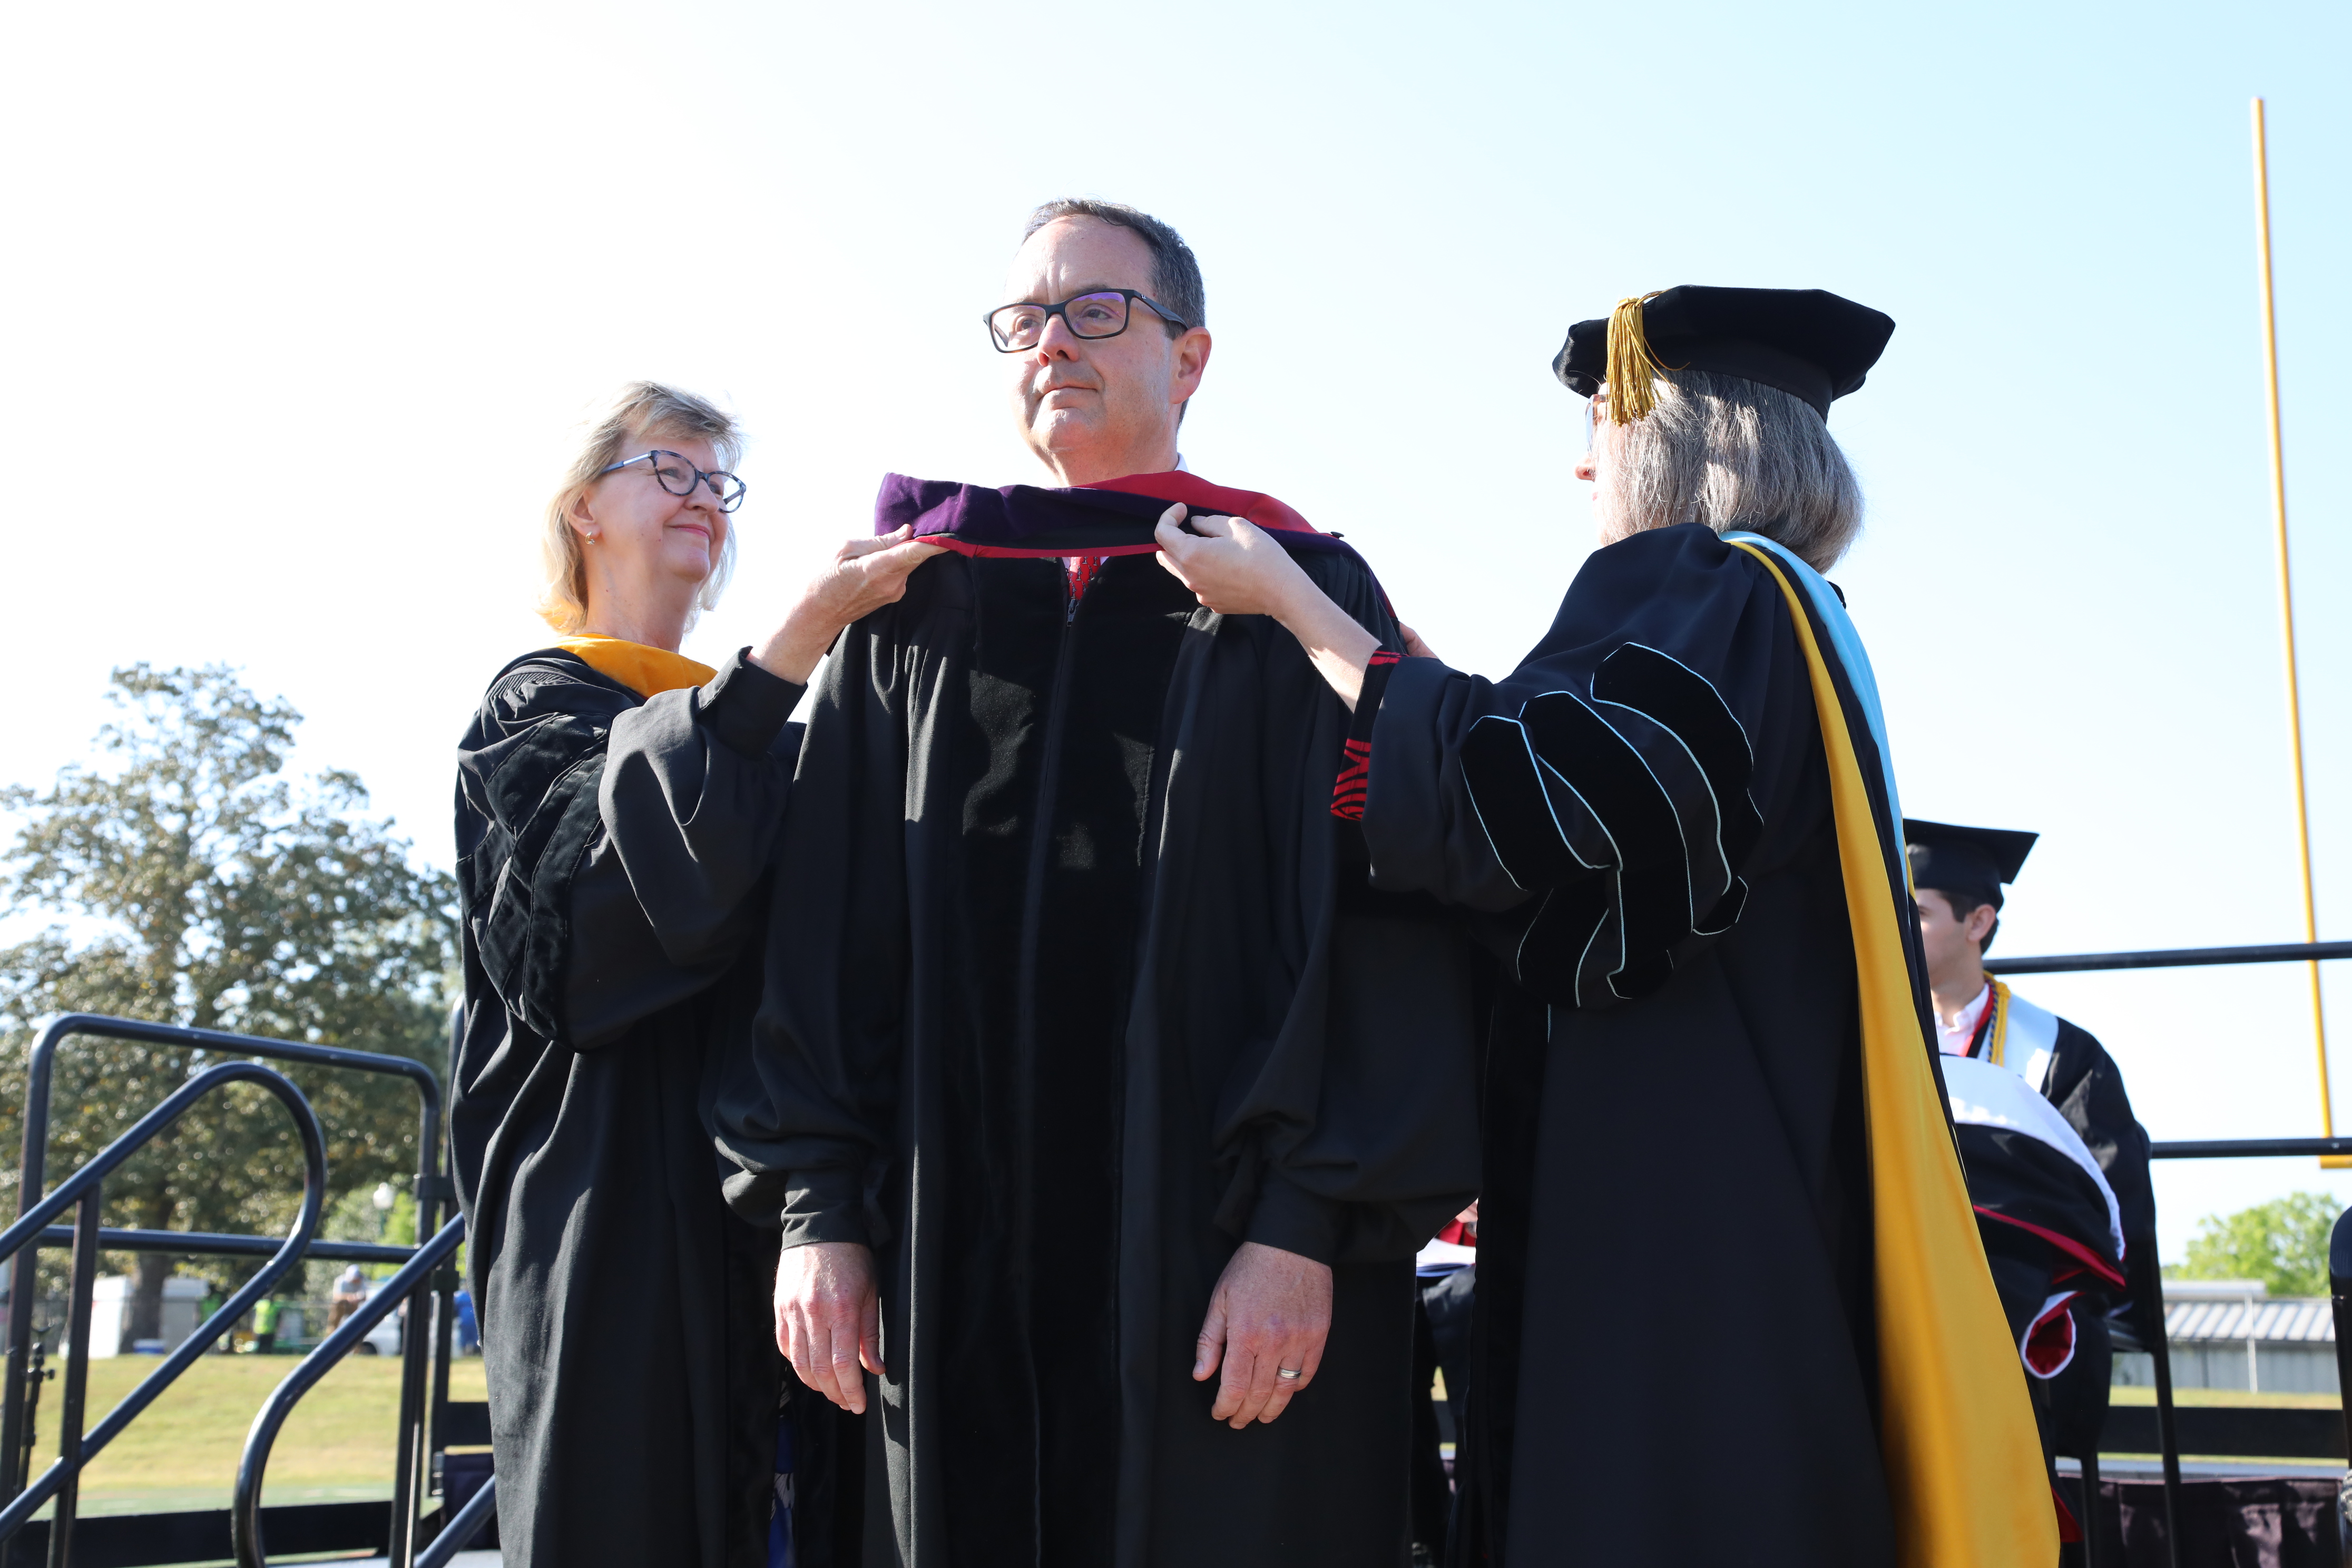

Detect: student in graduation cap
1909,819,2158,1468
451,381,938,1567
1156,286,2056,1565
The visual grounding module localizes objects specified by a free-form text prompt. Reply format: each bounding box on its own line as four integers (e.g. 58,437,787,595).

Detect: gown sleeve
1352,526,1814,1011
567,651,805,1048
711,612,915,1248
1212,549,1484,1265
457,649,802,1053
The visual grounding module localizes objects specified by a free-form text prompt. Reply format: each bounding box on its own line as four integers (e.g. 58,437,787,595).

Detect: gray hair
1604,370,1863,571
1022,198,1206,336
537,381,743,634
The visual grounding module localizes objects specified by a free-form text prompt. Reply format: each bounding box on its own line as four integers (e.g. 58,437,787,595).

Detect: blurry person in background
452,382,937,1568
1410,1201,1476,1563
453,1286,480,1356
327,1264,367,1334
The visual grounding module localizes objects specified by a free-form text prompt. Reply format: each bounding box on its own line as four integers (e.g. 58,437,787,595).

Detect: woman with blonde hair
453,382,935,1566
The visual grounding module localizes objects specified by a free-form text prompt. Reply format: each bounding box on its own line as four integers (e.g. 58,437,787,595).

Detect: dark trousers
1410,1267,1476,1556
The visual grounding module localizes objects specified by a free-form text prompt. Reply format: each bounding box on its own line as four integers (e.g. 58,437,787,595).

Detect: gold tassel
1604,291,1680,424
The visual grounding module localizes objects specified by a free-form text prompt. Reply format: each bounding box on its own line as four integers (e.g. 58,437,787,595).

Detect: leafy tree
2173,1190,2345,1297
0,665,456,1340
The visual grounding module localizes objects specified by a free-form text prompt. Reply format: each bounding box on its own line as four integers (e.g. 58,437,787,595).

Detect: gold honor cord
2250,99,2337,1165
1731,541,2056,1566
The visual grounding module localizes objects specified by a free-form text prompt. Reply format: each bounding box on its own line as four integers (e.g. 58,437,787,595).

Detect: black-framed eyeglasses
596,450,746,513
984,289,1191,353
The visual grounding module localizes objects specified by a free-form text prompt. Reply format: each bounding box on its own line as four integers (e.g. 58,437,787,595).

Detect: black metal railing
0,1013,467,1567
1988,938,2352,976
413,1474,495,1568
0,1061,324,1563
233,1214,467,1567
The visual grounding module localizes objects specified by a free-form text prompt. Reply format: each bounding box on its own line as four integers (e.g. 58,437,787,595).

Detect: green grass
26,1354,488,1518
2108,1386,2338,1409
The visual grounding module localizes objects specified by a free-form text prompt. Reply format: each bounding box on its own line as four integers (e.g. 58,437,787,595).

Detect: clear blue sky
3,0,2348,1261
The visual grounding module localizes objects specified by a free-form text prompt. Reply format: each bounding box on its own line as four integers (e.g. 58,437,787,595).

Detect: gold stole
554,636,717,699
1731,542,2055,1566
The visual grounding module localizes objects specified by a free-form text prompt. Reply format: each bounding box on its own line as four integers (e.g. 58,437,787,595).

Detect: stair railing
1,1012,457,1566
232,1213,467,1568
0,1061,325,1562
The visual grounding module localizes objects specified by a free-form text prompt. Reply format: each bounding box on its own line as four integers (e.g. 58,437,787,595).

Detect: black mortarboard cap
1552,286,1896,421
1904,819,2039,910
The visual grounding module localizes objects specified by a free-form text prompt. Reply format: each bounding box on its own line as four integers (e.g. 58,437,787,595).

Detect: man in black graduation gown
1909,819,2159,1462
716,199,1480,1567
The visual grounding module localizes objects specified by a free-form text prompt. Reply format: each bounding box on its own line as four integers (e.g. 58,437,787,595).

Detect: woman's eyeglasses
597,450,746,513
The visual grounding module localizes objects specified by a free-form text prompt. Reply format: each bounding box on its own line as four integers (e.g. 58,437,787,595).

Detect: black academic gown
1943,1048,2128,1484
453,647,801,1568
715,531,1483,1568
1960,996,2157,1456
1357,523,1909,1567
2049,1018,2159,1457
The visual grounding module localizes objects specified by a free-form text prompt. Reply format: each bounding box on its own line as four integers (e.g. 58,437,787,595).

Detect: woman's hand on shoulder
812,525,947,623
752,526,946,684
1152,504,1314,618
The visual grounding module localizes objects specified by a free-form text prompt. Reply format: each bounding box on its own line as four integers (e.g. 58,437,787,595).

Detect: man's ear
1170,326,1212,406
1966,901,1999,948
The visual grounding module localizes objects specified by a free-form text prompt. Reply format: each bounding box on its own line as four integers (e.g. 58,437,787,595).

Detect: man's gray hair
1023,198,1205,337
1605,371,1863,571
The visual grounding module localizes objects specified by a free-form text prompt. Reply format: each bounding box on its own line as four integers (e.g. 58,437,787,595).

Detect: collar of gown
872,468,1360,562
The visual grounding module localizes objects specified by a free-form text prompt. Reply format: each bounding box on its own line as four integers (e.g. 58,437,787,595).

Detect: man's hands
779,1236,1334,1428
775,1240,884,1414
1191,1241,1334,1429
752,525,946,685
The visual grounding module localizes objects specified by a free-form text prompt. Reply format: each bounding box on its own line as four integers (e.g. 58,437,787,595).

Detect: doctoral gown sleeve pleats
453,648,801,1568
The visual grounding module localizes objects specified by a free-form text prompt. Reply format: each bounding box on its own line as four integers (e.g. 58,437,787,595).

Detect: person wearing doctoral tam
1154,284,2055,1565
1908,819,2159,1477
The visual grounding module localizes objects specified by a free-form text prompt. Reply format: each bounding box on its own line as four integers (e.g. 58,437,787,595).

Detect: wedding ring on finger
1276,1367,1302,1380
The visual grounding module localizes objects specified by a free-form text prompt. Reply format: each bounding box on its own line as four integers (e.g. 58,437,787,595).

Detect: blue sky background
3,0,2348,1261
